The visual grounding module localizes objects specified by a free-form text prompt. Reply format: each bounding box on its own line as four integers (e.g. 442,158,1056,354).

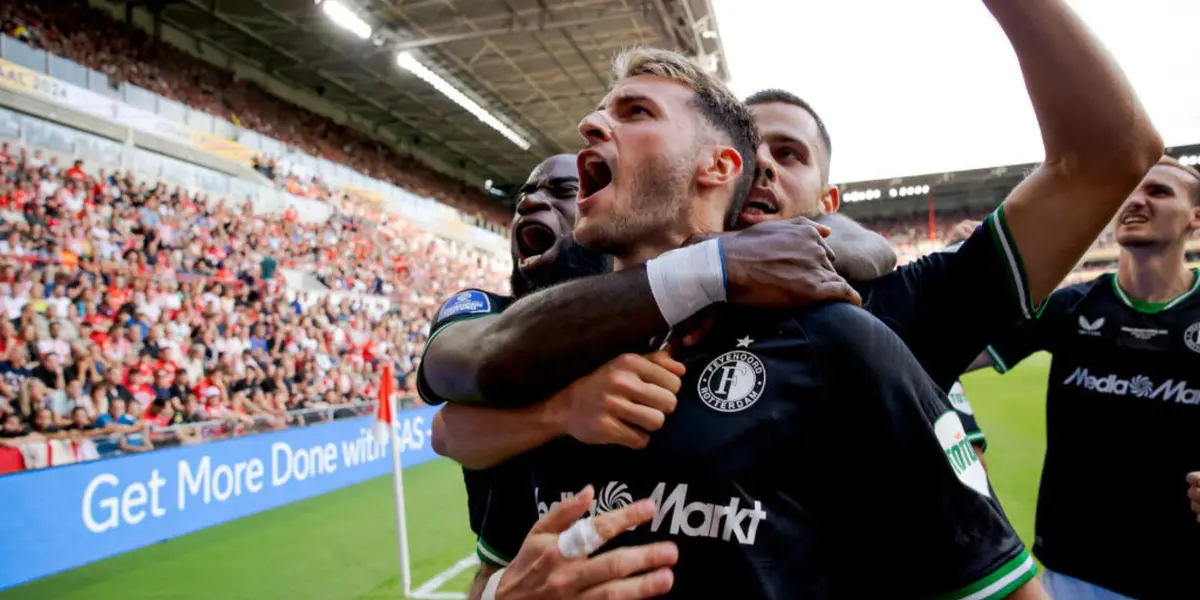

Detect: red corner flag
372,363,395,443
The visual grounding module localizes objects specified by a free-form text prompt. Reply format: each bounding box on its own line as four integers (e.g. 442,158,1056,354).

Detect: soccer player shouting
971,157,1200,599
436,153,894,598
464,45,1042,599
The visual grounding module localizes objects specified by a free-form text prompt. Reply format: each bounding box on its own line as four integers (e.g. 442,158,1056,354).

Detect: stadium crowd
0,0,512,230
0,138,507,474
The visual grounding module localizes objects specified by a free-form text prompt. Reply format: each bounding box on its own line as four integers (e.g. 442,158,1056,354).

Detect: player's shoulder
1044,274,1114,315
433,288,512,324
787,302,900,361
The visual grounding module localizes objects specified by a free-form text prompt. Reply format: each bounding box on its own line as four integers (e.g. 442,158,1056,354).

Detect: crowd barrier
0,404,442,591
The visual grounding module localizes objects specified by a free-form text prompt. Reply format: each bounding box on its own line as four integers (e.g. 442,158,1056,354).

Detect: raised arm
422,218,857,405
986,0,1162,305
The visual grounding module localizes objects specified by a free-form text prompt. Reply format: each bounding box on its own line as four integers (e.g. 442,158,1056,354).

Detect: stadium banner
0,58,257,165
0,406,441,591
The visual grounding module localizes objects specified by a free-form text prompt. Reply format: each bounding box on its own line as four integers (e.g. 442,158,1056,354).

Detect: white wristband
482,567,505,600
645,239,727,327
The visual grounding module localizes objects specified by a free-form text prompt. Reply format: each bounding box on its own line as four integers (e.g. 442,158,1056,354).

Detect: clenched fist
720,217,861,310
548,351,685,450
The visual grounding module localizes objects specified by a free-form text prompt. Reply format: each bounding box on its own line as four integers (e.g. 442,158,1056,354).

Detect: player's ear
822,185,840,214
1188,201,1200,231
697,146,743,190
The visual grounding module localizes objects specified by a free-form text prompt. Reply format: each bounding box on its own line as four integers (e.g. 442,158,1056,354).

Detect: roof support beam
281,9,643,72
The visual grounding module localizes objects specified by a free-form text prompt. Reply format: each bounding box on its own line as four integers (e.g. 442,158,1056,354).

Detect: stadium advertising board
0,58,257,165
0,406,441,591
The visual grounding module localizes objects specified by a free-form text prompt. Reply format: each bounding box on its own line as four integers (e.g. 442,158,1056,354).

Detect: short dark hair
745,88,832,170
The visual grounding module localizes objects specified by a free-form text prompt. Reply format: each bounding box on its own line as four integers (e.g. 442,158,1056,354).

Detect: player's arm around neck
422,270,667,405
814,213,897,281
984,0,1162,307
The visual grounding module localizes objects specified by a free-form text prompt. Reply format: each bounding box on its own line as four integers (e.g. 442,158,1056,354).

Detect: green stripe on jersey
933,549,1038,600
1111,268,1200,314
476,537,511,568
985,345,1010,374
986,206,1046,320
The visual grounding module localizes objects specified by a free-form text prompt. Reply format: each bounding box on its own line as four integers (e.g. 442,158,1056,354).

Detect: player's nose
578,112,612,145
755,144,776,184
516,192,551,216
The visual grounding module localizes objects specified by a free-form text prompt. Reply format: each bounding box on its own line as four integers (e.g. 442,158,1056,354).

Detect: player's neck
612,234,689,271
1115,245,1195,304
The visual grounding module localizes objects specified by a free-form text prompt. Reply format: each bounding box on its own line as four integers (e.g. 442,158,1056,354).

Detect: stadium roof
145,0,730,196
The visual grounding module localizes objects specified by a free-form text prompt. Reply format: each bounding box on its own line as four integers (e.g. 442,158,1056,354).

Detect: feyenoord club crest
1185,322,1200,354
697,350,767,413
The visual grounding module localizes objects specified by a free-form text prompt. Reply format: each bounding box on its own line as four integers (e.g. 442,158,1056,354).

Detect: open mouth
578,151,613,201
742,190,780,217
1119,213,1150,226
515,222,558,266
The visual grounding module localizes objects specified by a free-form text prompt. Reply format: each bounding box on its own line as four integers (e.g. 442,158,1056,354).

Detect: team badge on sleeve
437,290,492,322
934,412,990,497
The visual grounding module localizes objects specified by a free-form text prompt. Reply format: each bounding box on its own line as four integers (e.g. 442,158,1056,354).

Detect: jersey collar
1110,268,1200,314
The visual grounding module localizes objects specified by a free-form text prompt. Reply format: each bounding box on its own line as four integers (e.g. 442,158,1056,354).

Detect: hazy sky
712,0,1200,183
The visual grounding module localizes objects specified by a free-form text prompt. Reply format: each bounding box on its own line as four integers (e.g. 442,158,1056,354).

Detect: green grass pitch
1,354,1052,599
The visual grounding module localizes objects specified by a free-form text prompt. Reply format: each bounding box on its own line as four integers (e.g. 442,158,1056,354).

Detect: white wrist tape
481,567,505,600
645,239,727,327
556,516,605,559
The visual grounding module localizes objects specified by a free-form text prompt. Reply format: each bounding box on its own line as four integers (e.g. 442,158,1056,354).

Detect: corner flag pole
376,363,413,597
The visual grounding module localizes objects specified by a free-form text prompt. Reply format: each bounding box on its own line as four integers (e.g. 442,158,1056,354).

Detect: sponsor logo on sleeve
947,381,974,416
436,291,492,322
934,412,991,497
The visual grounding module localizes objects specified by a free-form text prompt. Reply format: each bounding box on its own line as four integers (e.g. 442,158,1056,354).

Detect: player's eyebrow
764,133,814,161
596,93,655,113
517,177,578,195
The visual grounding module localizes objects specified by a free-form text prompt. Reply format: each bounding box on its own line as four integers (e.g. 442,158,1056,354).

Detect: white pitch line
410,554,478,599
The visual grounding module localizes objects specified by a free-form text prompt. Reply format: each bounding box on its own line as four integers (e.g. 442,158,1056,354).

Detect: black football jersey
986,270,1200,599
416,289,524,567
493,303,1035,599
853,211,1035,452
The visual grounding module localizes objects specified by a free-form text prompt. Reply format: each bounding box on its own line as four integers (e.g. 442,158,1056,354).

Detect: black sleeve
470,460,538,569
415,289,512,406
856,208,1039,391
802,303,1037,599
985,284,1083,373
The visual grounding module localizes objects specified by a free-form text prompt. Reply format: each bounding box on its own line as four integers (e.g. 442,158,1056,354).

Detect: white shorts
1042,569,1136,600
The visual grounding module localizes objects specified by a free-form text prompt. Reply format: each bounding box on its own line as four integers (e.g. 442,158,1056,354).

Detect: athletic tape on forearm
557,516,605,559
481,568,505,600
645,239,727,326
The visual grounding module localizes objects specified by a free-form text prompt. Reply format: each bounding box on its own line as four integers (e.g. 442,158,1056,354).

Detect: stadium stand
0,134,507,474
0,0,510,230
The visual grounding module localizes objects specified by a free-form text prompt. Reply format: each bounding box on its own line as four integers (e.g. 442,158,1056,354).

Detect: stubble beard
579,153,692,257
